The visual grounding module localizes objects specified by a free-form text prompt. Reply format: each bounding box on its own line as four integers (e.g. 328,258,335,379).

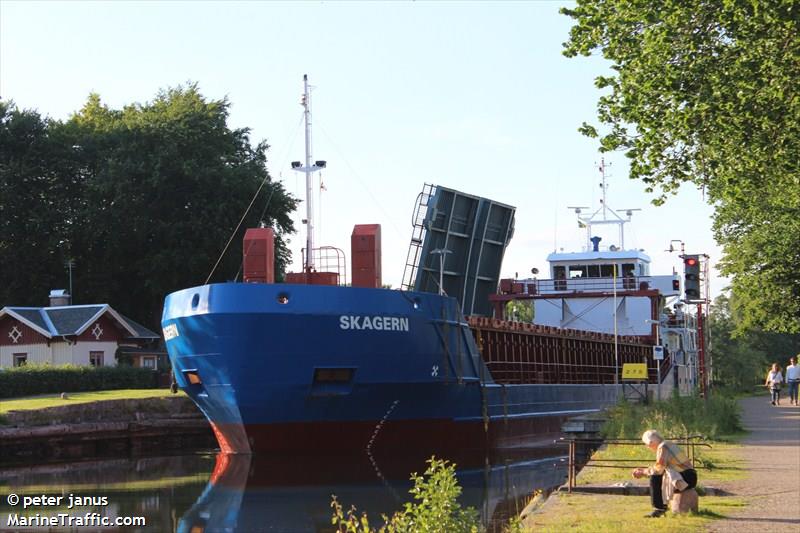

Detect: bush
0,364,157,398
331,458,494,533
601,392,743,441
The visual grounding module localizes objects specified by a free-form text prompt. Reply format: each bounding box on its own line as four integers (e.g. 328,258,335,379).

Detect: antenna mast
572,159,639,251
292,74,327,272
303,75,313,270
599,157,609,220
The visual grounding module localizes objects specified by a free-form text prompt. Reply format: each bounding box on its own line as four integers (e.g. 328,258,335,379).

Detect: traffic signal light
683,255,701,301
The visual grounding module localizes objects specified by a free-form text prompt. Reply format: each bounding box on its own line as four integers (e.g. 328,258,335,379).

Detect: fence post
568,439,575,492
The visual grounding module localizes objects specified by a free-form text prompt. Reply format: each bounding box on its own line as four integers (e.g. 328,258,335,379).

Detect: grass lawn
577,440,747,487
0,389,184,414
527,492,745,532
524,439,747,531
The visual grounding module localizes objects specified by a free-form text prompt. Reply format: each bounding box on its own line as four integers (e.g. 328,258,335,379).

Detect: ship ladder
401,183,435,290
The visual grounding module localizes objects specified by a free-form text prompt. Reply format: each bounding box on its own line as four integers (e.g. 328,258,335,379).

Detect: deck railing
507,276,655,295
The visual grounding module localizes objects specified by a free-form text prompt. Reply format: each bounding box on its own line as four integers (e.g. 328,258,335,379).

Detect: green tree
0,86,298,327
708,292,768,391
505,299,533,322
0,101,80,305
709,290,799,391
561,0,800,333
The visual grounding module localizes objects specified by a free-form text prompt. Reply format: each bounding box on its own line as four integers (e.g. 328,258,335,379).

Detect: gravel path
705,395,800,532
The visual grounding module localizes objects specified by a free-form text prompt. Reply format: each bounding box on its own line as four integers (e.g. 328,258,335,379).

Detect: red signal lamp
684,257,698,266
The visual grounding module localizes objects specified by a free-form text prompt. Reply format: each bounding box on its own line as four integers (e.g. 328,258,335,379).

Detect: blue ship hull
162,283,619,454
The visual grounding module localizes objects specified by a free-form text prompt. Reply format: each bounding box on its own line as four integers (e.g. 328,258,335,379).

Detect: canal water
0,448,567,532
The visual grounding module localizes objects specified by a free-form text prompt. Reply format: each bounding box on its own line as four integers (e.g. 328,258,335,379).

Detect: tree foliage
0,86,298,328
505,299,533,323
561,0,800,333
708,290,799,391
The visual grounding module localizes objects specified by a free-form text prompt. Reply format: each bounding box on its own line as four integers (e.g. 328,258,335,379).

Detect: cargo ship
162,77,697,455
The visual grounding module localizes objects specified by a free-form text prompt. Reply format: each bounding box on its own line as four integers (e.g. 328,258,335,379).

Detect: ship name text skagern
339,315,410,332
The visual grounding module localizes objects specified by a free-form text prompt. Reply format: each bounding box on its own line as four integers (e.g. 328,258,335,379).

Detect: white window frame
89,351,104,367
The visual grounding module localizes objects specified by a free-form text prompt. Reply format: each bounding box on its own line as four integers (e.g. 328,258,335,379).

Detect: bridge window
622,263,635,277
600,265,615,277
569,265,587,278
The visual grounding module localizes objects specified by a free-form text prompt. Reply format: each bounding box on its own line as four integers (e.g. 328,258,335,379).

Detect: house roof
119,314,160,339
46,306,106,335
0,304,159,340
12,309,49,332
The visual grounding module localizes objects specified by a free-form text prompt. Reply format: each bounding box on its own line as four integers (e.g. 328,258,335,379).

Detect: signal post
681,254,710,397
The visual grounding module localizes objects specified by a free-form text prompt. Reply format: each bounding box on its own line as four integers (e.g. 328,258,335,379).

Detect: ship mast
292,74,326,272
572,158,639,251
599,157,609,221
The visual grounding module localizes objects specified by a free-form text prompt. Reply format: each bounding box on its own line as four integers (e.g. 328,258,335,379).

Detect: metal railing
515,276,653,295
562,435,711,492
303,246,348,285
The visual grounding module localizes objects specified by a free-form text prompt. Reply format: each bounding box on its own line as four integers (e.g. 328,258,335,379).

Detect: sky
0,1,726,300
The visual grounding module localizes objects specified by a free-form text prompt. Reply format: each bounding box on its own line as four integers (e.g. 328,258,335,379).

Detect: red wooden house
0,291,161,369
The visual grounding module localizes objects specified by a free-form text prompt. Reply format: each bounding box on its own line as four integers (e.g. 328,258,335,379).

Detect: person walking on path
786,356,799,406
765,363,784,406
705,396,800,533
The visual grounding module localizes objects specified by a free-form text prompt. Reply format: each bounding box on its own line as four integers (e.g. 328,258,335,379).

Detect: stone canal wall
0,397,215,463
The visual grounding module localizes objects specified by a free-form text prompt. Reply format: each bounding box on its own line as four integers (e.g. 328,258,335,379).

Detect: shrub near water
602,393,743,441
0,364,157,398
331,458,521,533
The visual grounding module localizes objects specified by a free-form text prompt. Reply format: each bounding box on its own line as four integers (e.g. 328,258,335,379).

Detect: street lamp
430,249,452,296
645,318,663,400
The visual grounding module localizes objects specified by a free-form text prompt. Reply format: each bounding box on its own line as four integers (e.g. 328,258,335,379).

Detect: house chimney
49,289,71,307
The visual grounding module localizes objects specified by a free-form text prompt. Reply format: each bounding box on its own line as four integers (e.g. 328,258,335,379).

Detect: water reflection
179,449,567,532
0,455,213,531
0,448,567,532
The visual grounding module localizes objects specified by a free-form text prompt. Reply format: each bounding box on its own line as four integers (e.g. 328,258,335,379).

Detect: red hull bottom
210,415,570,455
